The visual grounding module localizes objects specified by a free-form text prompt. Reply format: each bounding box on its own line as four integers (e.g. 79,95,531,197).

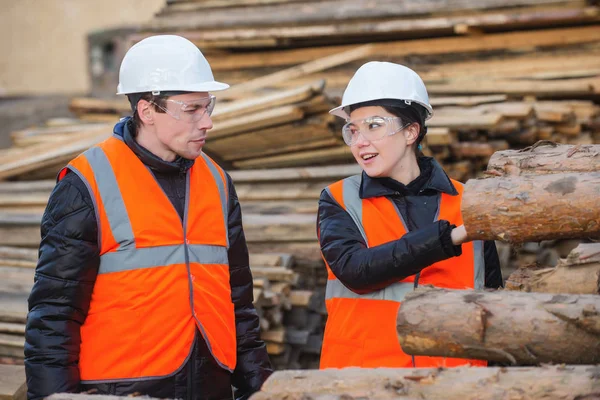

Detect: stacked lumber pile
77,0,600,175
3,94,596,181
250,252,326,369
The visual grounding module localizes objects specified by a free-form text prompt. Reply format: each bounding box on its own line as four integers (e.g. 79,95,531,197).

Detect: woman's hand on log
451,225,468,246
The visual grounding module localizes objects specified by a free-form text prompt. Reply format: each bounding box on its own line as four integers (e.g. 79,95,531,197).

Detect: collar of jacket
359,157,458,199
114,117,195,174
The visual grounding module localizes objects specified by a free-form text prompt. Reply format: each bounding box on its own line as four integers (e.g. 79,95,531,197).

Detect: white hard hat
329,61,433,121
116,35,229,95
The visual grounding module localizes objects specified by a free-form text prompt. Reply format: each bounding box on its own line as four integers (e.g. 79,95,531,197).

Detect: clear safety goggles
150,95,216,123
341,116,412,146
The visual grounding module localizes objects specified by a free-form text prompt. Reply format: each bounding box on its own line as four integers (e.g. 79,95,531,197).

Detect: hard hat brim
117,80,230,95
329,100,433,121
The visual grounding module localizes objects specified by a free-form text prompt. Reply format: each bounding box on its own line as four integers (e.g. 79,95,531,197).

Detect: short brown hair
128,93,167,134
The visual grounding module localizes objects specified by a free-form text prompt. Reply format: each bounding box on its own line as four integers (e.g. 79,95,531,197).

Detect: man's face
150,92,214,160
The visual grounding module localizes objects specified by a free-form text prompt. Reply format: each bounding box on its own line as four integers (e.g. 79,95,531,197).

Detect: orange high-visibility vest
320,175,486,369
59,135,236,382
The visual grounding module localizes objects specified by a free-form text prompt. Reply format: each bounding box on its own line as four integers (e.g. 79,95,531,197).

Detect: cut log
396,288,600,365
251,365,600,400
462,172,600,242
505,262,600,294
506,242,600,294
487,142,600,176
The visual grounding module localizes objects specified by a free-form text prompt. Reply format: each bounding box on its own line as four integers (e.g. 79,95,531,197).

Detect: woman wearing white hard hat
318,61,503,369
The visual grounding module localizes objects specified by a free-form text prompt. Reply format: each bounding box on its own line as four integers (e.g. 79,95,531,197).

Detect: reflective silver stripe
325,278,414,302
67,165,102,248
99,244,227,274
201,153,229,248
473,240,485,290
188,244,228,265
85,146,135,250
341,175,368,244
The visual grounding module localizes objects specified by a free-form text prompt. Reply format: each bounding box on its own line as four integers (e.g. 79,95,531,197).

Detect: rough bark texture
462,172,600,242
249,366,600,400
506,243,600,294
505,262,600,294
487,141,600,176
396,288,600,365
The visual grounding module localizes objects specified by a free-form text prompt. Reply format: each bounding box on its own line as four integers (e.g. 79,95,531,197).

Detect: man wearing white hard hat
318,61,503,369
25,35,272,400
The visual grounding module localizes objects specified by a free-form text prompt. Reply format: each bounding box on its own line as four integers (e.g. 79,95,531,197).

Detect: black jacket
317,157,503,293
24,118,273,400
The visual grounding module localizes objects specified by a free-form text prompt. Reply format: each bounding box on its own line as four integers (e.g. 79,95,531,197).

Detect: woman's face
347,106,419,178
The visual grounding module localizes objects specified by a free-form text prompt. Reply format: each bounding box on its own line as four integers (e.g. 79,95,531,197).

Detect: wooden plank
206,122,339,162
211,80,324,121
241,200,318,215
224,138,342,162
0,130,109,181
210,105,304,139
261,329,286,344
251,267,298,284
426,77,600,96
430,95,508,107
422,128,453,146
289,290,313,307
151,5,600,49
0,365,26,400
428,113,504,129
69,97,130,115
229,164,360,183
233,145,353,169
146,0,586,30
205,26,600,71
0,247,37,262
266,342,286,355
0,334,24,359
249,253,285,267
0,323,25,336
222,45,373,97
0,226,40,248
235,182,327,201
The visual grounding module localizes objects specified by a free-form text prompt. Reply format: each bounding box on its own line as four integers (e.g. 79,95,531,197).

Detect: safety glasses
150,95,216,123
341,116,412,146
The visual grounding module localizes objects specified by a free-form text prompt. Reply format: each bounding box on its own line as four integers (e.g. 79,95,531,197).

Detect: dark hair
349,99,428,155
127,93,167,134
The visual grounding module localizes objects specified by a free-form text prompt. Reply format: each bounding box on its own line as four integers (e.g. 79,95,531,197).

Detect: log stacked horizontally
462,142,600,243
396,288,600,365
249,365,600,400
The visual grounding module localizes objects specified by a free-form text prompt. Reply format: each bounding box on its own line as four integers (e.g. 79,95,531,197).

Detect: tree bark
487,141,600,176
250,365,600,400
506,243,600,294
396,288,600,365
462,172,600,242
